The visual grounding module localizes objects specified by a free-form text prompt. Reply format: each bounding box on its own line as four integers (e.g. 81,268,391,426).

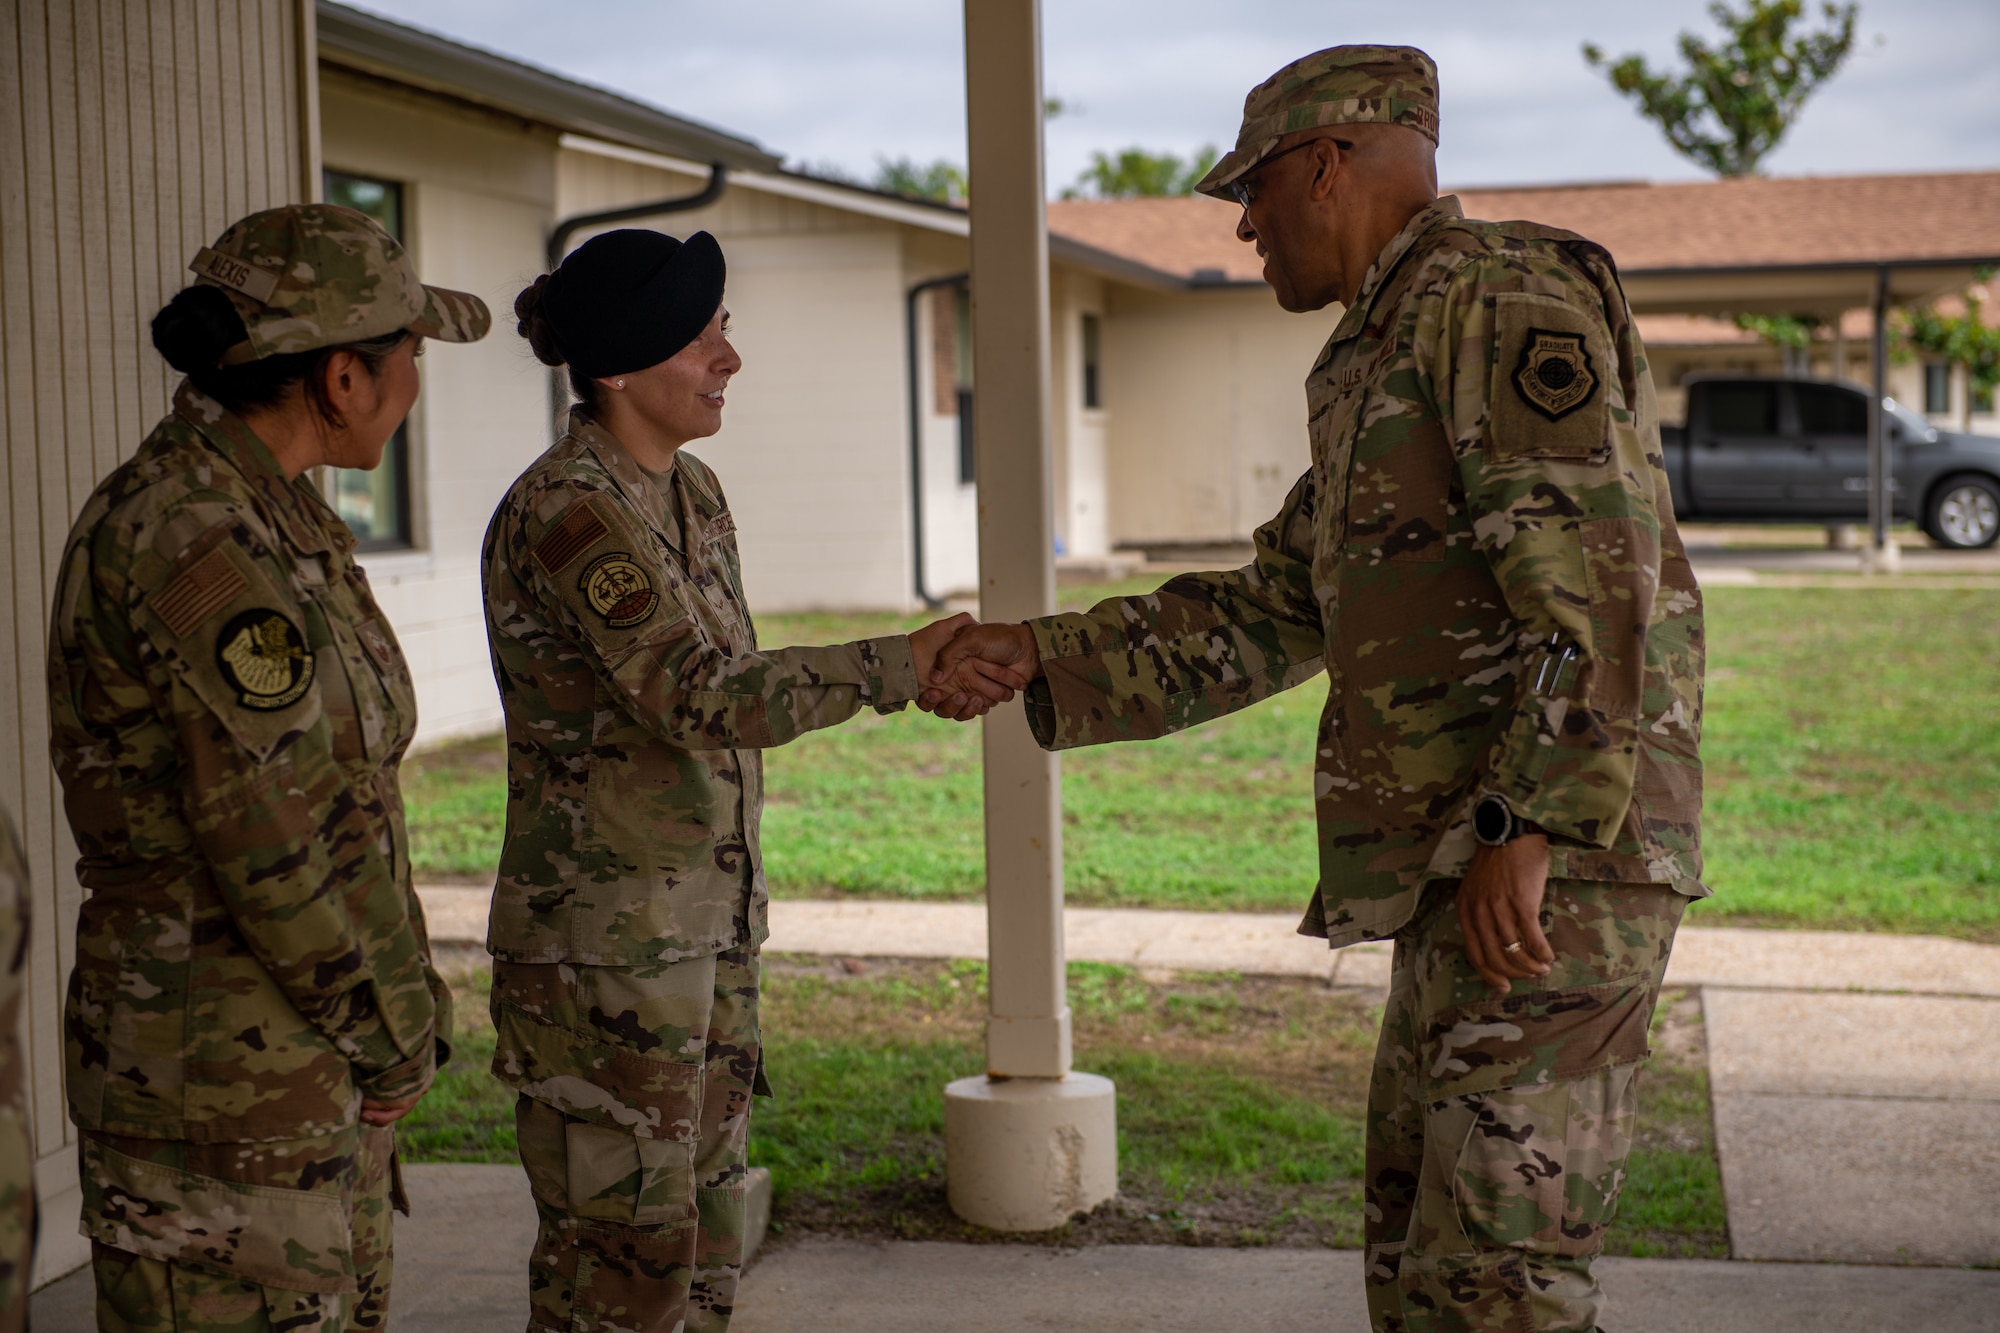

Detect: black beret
541,228,726,380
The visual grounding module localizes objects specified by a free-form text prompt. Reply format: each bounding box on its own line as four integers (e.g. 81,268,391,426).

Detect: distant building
318,8,2000,758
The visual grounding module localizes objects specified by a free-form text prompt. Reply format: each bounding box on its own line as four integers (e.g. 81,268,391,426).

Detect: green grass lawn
1694,588,1999,937
404,954,1725,1257
407,582,2000,939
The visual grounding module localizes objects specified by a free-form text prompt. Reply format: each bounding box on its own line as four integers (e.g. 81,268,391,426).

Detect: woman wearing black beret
480,229,1019,1333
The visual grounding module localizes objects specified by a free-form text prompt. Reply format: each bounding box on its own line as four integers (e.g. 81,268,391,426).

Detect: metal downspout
906,272,969,610
546,162,729,268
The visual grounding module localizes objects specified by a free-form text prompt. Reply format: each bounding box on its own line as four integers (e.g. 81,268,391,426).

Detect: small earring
614,379,626,389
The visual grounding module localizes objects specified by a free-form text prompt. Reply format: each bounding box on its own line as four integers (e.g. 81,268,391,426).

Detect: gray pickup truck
1660,376,2000,548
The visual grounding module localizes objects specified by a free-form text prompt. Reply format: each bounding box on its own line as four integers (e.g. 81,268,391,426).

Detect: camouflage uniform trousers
0,979,33,1333
1363,878,1685,1333
495,946,762,1333
84,1124,397,1332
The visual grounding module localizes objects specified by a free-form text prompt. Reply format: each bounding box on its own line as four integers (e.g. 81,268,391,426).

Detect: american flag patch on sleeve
148,547,250,638
534,501,611,575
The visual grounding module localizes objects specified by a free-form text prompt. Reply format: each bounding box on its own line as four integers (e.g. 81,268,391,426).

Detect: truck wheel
1927,474,2000,549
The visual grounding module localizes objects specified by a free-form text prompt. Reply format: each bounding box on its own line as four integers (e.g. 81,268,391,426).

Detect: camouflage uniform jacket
47,383,446,1143
1025,197,1706,947
481,409,918,966
0,807,31,1327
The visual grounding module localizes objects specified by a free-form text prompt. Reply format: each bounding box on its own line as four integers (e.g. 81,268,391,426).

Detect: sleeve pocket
1488,292,1612,462
136,539,324,763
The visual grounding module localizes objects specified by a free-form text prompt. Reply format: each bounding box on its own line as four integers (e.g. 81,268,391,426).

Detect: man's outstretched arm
924,469,1328,746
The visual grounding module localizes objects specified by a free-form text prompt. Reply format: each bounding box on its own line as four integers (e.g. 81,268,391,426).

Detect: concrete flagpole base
944,1072,1117,1231
1860,539,1902,574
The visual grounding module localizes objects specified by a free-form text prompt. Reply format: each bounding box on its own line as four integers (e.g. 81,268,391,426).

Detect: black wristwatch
1473,796,1521,847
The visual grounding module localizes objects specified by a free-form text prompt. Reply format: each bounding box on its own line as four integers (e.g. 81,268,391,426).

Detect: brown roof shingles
1047,171,2000,284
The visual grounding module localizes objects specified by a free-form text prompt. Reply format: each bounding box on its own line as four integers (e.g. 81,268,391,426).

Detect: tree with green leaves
860,102,1066,204
1900,279,2000,417
873,157,968,204
1584,1,1858,177
1062,145,1219,200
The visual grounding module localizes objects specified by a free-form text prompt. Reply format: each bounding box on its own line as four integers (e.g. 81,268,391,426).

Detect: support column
943,0,1115,1233
1864,266,1900,573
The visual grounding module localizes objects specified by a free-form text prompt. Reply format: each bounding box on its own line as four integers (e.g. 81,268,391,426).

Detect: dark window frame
1924,362,1952,416
321,167,416,553
951,287,975,485
1081,311,1102,411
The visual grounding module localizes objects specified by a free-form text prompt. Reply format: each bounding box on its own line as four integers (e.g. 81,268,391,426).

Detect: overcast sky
346,0,2000,191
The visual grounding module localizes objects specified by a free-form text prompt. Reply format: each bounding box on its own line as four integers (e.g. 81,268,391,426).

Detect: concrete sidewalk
1704,987,2000,1266
736,1238,2000,1333
36,1165,2000,1332
415,888,2000,997
1684,534,2000,588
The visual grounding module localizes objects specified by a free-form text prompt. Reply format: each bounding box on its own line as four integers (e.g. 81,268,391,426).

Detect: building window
1924,363,1951,416
1080,310,1112,408
929,284,976,483
322,168,413,550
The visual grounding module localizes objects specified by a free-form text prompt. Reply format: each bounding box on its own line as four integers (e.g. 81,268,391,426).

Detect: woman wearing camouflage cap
46,202,489,1330
484,228,1018,1333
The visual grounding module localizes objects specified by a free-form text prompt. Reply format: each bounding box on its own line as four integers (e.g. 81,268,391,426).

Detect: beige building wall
319,69,560,744
1100,285,1334,546
0,0,314,1286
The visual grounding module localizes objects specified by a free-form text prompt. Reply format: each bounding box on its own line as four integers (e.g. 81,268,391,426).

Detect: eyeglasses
1225,136,1353,209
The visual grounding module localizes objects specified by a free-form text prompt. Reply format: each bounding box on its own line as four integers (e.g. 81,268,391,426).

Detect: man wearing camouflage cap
931,44,1703,1332
47,203,488,1330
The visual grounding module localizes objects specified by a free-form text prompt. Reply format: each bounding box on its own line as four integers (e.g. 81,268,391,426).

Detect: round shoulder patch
215,609,316,710
579,552,659,629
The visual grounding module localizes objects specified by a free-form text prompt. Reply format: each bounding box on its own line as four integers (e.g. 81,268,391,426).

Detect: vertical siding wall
0,0,311,1286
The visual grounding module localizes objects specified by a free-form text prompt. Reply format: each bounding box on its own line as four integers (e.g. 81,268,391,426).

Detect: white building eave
559,134,971,235
561,134,1198,293
317,1,781,171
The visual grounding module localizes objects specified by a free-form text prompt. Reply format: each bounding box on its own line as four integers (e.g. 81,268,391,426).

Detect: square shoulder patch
1489,292,1611,461
533,499,612,576
134,538,324,763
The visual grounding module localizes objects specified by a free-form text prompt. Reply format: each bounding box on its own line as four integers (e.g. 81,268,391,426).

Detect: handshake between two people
905,614,1043,722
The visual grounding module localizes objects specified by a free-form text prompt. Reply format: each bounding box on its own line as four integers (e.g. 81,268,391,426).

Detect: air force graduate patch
215,609,315,709
1513,328,1599,421
579,552,659,628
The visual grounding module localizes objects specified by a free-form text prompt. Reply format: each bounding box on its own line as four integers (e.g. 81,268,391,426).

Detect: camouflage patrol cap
188,203,490,366
1195,45,1440,200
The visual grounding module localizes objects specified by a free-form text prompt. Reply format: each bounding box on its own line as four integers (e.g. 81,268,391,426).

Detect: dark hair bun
514,274,566,368
151,284,249,374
